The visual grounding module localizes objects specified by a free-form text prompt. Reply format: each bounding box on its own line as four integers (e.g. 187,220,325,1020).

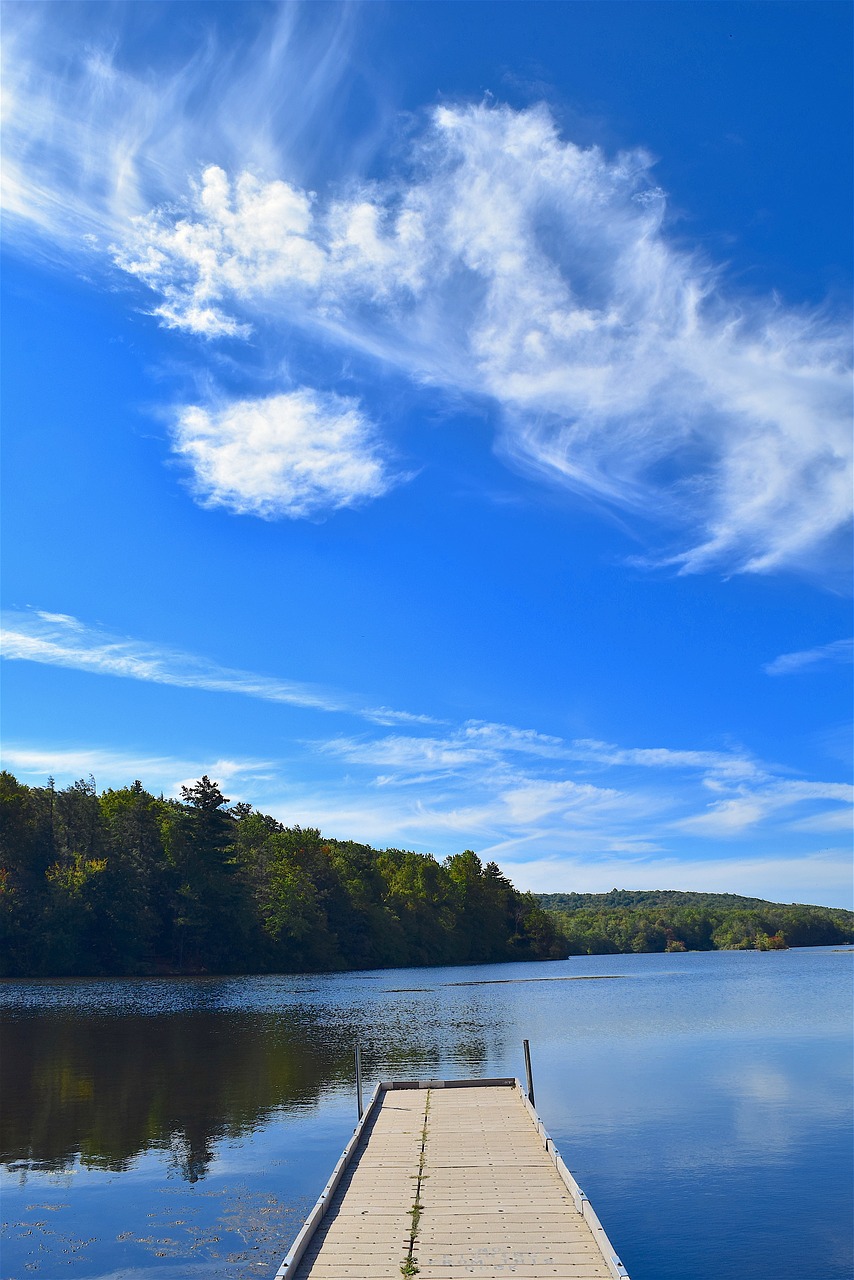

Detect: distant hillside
536,889,854,954
539,889,796,912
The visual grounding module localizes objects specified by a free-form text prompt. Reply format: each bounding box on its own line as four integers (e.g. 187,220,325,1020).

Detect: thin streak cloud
496,850,854,905
0,609,437,727
5,611,849,860
673,779,854,836
763,638,854,677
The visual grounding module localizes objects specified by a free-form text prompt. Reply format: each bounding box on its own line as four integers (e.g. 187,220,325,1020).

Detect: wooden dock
275,1078,629,1280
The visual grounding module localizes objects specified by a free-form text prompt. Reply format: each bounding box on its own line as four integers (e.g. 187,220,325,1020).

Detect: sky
2,1,852,907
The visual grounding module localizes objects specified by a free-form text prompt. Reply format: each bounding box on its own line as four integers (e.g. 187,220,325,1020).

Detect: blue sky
2,1,852,906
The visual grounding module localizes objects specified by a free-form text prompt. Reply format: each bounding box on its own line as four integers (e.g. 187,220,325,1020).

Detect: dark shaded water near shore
1,946,852,1280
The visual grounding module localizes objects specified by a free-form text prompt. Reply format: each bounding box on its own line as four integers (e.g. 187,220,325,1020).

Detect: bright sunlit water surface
2,946,852,1280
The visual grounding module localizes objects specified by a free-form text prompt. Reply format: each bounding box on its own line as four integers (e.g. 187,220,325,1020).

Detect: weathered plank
277,1081,629,1280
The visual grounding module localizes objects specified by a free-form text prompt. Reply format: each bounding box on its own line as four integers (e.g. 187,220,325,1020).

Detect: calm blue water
1,946,851,1280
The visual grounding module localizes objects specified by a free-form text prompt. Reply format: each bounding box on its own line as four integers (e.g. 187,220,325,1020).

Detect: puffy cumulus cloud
116,103,852,575
171,388,396,518
122,169,324,338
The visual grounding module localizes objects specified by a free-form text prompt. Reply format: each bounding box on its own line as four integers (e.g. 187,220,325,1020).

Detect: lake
1,946,851,1280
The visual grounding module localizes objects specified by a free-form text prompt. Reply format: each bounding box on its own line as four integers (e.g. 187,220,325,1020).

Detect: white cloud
763,637,854,676
674,779,853,836
5,708,851,902
0,3,361,258
323,720,568,772
3,3,849,571
496,849,854,906
788,807,854,834
0,609,434,725
316,721,851,873
498,778,626,825
569,738,765,783
114,108,852,575
461,721,566,755
268,781,642,852
6,613,849,877
0,743,270,801
34,610,85,629
172,389,397,518
9,730,851,905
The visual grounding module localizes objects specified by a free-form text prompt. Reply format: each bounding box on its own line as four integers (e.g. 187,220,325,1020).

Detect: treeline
0,772,564,977
537,889,854,954
2,770,848,976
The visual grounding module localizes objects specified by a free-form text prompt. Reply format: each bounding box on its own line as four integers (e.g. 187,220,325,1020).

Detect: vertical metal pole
523,1038,535,1109
354,1041,363,1120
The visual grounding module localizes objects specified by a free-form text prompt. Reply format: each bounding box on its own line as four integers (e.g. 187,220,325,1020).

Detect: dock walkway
276,1079,629,1280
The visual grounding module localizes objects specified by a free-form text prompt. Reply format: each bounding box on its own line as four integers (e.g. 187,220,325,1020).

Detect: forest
0,772,564,977
1,772,851,978
538,889,854,954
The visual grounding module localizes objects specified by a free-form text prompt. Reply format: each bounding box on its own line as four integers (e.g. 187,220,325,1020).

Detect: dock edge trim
273,1080,383,1278
515,1080,630,1279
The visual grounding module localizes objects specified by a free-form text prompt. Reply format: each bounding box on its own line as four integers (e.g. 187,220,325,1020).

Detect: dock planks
277,1080,629,1280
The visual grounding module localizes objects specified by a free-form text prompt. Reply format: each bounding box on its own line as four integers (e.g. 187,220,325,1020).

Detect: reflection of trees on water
3,1010,345,1182
1,1006,489,1182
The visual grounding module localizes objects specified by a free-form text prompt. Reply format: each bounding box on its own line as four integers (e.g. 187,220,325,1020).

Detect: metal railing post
354,1041,364,1120
523,1038,535,1109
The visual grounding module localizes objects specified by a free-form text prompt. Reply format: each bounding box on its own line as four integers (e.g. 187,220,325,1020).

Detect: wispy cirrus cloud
323,722,567,772
0,609,436,726
9,724,851,903
0,3,364,256
319,723,850,851
257,740,852,904
173,389,398,519
114,115,852,575
324,726,763,778
2,5,850,571
673,779,854,836
763,638,854,677
567,738,766,783
5,610,850,867
1,743,274,801
495,849,854,905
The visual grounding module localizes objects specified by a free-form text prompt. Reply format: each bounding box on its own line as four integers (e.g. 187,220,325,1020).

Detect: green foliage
541,889,789,912
0,772,563,977
4,771,847,974
538,889,854,954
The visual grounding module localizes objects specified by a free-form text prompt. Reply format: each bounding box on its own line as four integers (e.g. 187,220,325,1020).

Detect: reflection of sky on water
1,947,851,1280
541,1031,852,1167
